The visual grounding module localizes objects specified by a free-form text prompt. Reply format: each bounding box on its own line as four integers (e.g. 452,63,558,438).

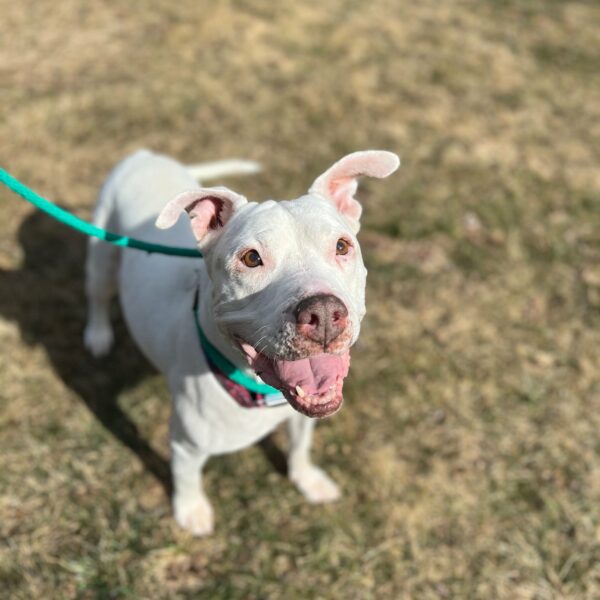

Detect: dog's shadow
0,210,173,490
0,211,287,498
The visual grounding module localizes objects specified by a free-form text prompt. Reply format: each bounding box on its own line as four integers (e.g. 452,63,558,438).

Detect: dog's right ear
156,186,247,245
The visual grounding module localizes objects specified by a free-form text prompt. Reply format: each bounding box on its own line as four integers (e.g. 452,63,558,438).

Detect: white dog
84,149,399,535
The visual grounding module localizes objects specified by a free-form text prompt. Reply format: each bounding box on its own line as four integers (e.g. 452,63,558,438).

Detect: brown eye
241,249,263,268
336,238,350,255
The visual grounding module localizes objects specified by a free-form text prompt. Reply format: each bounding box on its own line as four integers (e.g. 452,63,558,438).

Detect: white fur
185,159,261,181
84,149,398,535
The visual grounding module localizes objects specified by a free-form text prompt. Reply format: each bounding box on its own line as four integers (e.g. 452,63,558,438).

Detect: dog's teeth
295,385,306,398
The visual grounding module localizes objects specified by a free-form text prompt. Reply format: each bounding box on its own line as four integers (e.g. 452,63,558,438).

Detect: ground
1,1,600,598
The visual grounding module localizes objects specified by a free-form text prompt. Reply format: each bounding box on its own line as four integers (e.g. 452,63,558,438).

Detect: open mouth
237,340,350,418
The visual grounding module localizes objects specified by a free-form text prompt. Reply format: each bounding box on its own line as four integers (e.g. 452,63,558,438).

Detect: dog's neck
196,266,258,379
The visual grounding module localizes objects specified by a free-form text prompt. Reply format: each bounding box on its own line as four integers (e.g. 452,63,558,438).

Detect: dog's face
157,151,399,417
208,194,367,357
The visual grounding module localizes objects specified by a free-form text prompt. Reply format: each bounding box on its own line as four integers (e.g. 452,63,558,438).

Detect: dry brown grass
1,0,600,598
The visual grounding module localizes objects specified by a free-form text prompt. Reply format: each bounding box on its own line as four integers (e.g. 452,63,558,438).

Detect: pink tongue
253,352,350,395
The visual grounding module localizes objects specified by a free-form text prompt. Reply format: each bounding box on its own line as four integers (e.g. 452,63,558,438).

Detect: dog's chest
176,375,293,453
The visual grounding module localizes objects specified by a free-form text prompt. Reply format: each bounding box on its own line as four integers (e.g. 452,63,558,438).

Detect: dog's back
95,150,198,243
84,150,201,369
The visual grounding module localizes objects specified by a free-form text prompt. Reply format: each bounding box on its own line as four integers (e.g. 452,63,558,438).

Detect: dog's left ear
156,186,247,246
309,151,400,233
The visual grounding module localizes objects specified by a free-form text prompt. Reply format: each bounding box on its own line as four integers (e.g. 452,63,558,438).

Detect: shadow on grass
0,210,172,494
0,210,289,495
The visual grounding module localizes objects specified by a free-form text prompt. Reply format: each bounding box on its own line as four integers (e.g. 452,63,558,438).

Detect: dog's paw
84,322,114,357
290,465,341,504
174,494,214,537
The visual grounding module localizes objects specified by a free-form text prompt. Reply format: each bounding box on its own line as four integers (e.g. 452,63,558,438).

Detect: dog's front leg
170,415,213,536
287,414,340,504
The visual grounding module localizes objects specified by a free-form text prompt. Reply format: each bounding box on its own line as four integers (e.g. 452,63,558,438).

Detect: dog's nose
295,294,348,346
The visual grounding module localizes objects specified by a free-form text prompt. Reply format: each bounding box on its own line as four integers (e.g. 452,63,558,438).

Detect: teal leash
0,166,202,257
0,164,285,402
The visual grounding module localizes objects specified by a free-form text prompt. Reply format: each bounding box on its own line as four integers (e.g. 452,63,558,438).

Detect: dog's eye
336,238,351,255
241,249,263,268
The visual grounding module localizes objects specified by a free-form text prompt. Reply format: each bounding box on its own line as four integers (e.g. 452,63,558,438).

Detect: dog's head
156,151,399,417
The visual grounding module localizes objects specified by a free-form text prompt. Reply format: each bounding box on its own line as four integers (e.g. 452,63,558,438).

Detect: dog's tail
185,159,262,182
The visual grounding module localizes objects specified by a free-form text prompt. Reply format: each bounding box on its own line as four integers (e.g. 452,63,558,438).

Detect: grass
1,0,600,598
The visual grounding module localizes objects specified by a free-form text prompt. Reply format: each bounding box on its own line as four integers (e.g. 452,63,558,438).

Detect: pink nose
295,294,348,346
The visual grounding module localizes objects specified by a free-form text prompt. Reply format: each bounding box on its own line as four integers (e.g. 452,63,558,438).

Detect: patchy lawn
1,0,599,598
